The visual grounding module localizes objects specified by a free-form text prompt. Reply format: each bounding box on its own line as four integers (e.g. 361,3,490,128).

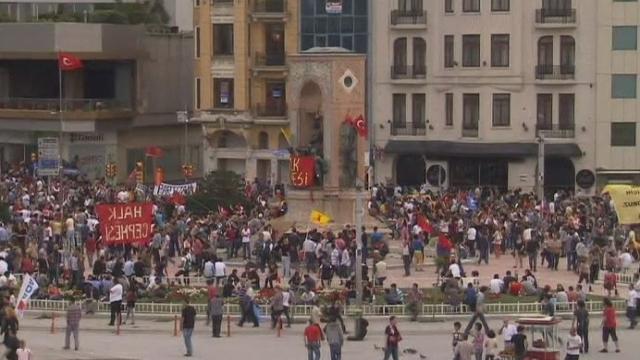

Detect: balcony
250,0,287,22
536,123,575,138
391,123,426,136
535,9,576,27
462,128,479,138
253,103,287,118
390,65,427,81
390,10,427,29
535,65,575,81
0,97,134,120
252,52,287,76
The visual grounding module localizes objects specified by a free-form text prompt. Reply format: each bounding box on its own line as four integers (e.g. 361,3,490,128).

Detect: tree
187,170,249,215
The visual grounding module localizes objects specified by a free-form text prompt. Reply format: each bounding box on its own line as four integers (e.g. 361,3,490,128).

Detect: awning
384,140,582,158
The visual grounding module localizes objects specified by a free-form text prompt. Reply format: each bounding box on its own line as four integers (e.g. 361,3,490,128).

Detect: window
542,0,572,12
462,35,480,67
399,0,424,11
612,74,637,98
413,38,426,75
213,24,234,55
214,78,234,108
445,35,455,68
393,94,407,127
195,77,201,110
492,94,510,126
412,94,426,128
558,94,575,129
491,34,509,67
393,38,408,72
258,132,269,149
195,0,200,6
491,0,509,11
537,94,553,128
195,26,200,58
463,0,480,12
463,94,480,129
445,93,454,126
611,123,636,146
300,0,368,53
538,36,553,65
560,36,575,74
613,26,638,50
445,0,454,13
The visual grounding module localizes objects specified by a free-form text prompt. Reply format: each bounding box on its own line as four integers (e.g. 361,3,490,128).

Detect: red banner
290,155,316,188
96,203,154,245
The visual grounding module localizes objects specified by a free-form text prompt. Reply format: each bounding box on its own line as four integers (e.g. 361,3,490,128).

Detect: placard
96,203,154,245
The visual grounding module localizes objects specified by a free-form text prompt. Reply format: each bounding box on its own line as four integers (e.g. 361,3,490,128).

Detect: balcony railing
0,97,132,112
390,65,426,80
536,123,575,138
462,127,479,138
535,65,575,80
252,0,286,14
535,8,576,24
253,103,287,118
390,122,426,136
213,0,233,4
390,10,427,26
254,52,286,67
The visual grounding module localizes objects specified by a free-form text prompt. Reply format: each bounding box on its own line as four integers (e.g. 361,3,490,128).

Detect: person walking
383,316,402,360
270,285,285,329
406,283,423,322
108,279,123,326
181,299,196,357
565,327,583,360
626,284,638,329
304,320,323,360
600,298,620,353
571,300,589,354
324,317,344,360
208,293,224,337
63,298,82,351
123,281,137,325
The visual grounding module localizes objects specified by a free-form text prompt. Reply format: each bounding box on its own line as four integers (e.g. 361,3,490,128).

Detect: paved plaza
18,316,640,360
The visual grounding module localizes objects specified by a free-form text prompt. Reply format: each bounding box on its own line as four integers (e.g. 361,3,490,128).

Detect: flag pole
57,52,66,253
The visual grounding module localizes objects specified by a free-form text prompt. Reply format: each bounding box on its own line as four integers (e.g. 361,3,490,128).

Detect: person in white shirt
241,225,252,260
203,259,214,279
466,227,477,257
214,260,226,286
565,327,583,359
619,252,634,271
448,261,461,279
109,280,123,326
626,284,639,329
282,287,292,327
499,319,518,351
489,274,504,294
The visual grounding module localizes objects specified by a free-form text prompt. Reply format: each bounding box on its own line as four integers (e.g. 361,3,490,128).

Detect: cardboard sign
290,155,316,188
153,182,197,197
96,203,154,245
603,184,640,225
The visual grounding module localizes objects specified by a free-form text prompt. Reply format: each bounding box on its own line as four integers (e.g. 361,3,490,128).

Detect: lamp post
354,179,364,306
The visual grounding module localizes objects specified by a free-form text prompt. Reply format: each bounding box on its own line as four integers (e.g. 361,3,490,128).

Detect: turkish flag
145,146,165,158
169,191,186,206
354,114,367,138
417,214,433,235
58,52,83,71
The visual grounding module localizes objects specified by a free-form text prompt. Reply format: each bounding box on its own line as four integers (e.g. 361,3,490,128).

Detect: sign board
153,182,197,197
326,1,343,14
290,155,316,188
96,203,154,245
602,185,640,225
37,137,60,176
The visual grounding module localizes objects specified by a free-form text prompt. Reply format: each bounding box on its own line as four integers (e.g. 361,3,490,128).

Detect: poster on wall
96,203,154,245
290,155,316,188
153,182,198,197
326,1,342,14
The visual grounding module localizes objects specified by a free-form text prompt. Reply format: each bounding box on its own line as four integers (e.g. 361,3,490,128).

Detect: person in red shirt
600,298,620,353
304,320,323,360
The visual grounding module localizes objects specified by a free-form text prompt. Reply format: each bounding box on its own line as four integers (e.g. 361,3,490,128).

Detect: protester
324,317,345,360
565,327,583,360
383,316,401,360
304,320,323,360
181,299,196,357
63,298,82,351
600,298,620,353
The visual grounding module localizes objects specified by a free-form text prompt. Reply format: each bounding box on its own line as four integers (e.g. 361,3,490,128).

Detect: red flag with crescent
354,114,367,138
58,52,83,71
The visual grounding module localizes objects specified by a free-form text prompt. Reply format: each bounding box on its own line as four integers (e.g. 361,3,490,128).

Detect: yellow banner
310,210,333,225
602,184,640,225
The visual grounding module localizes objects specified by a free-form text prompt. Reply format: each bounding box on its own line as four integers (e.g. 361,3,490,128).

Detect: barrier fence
28,299,626,318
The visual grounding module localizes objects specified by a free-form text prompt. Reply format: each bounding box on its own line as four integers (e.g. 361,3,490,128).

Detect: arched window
412,37,426,76
560,35,575,75
258,131,269,149
393,37,407,75
537,36,553,76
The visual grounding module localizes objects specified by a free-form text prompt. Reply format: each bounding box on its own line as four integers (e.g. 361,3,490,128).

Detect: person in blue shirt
371,227,383,245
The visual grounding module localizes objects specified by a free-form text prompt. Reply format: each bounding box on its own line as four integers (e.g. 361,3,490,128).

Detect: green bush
187,170,251,216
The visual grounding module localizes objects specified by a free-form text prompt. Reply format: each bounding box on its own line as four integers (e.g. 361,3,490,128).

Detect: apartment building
0,1,196,181
595,0,640,185
372,0,597,196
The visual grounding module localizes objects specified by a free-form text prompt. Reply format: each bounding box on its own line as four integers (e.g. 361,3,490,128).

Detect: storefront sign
426,165,446,186
326,1,343,14
96,203,154,245
575,169,595,189
602,184,640,225
153,182,198,197
37,137,60,176
290,155,316,188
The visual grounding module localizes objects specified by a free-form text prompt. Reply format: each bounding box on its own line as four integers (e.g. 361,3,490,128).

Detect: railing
462,127,479,138
390,65,426,80
535,8,576,24
213,0,233,4
254,52,286,67
598,270,638,285
0,98,132,112
390,10,427,26
253,103,287,117
390,123,426,136
252,0,286,13
535,65,575,80
27,299,626,317
536,123,575,138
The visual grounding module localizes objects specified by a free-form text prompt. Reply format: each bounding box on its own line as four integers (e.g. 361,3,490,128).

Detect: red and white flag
353,114,368,138
58,52,83,71
145,146,165,158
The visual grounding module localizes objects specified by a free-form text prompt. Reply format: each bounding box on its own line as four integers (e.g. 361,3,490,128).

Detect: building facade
371,0,597,196
0,1,196,182
595,0,640,185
